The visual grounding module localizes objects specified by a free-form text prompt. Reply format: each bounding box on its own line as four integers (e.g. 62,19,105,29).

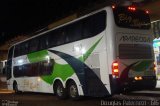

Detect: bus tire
67,81,79,100
13,82,19,94
54,81,67,99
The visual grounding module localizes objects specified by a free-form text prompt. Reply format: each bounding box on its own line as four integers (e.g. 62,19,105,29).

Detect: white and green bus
6,6,156,99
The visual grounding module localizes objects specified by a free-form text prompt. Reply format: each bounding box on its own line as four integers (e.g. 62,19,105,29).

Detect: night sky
0,0,110,45
0,0,150,45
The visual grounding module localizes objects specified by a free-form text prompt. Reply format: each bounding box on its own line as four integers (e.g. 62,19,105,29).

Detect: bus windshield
113,6,151,29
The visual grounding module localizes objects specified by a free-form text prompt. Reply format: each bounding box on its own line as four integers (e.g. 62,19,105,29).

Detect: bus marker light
37,77,41,82
45,56,50,59
145,10,149,14
128,6,136,11
134,76,143,80
74,46,80,52
17,59,24,64
154,62,157,72
81,48,86,54
112,5,115,9
45,56,50,63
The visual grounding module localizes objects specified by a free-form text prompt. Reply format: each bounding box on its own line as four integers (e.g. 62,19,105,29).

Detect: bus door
6,46,14,90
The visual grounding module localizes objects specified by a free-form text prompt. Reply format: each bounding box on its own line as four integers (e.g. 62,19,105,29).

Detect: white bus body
6,6,156,99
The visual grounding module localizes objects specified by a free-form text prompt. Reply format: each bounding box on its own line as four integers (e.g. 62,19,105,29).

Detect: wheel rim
69,85,77,98
56,85,63,97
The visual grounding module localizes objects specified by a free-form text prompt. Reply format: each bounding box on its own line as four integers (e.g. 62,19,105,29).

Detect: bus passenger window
29,38,39,53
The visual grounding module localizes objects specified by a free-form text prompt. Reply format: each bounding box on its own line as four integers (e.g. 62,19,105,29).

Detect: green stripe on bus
27,50,48,63
42,63,74,84
41,37,103,84
79,36,103,62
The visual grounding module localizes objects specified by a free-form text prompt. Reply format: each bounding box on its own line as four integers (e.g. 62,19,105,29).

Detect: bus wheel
68,81,79,100
13,82,19,94
54,82,67,99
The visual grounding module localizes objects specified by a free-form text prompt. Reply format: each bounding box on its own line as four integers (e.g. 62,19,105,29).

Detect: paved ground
1,74,160,106
0,90,160,106
0,93,100,106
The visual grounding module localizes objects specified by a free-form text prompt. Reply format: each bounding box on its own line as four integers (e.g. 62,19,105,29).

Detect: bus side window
66,21,82,43
13,66,23,77
29,38,39,53
39,59,54,76
57,29,65,45
82,11,106,38
48,28,65,47
39,35,49,50
21,41,29,55
26,63,39,77
14,45,21,57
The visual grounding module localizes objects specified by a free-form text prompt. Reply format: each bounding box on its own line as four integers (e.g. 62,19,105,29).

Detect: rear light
128,6,136,11
112,61,119,78
145,10,149,14
112,5,115,9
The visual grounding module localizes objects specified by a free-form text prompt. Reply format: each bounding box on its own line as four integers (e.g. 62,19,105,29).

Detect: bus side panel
105,8,119,94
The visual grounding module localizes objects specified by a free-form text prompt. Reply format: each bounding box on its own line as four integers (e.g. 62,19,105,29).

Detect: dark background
0,0,154,45
0,0,105,41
